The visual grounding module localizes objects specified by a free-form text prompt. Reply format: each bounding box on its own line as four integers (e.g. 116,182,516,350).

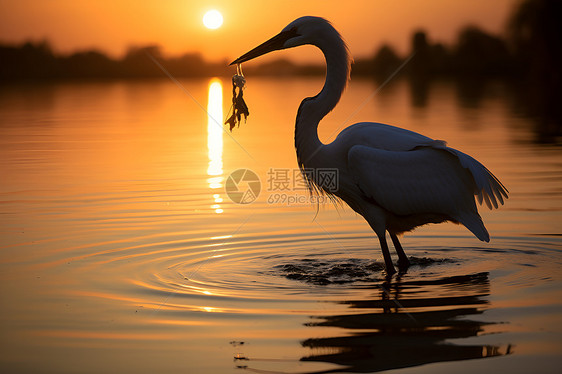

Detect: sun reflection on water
206,78,224,213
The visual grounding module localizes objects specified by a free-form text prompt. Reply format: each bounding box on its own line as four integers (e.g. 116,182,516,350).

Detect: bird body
231,16,508,275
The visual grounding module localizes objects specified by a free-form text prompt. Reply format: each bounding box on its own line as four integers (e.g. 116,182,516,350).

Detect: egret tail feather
457,213,490,242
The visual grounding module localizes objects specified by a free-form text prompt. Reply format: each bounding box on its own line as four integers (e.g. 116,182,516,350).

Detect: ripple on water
59,229,561,319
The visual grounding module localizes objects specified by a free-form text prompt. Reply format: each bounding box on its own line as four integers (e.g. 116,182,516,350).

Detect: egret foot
379,236,396,276
385,265,397,276
397,257,411,272
390,233,410,269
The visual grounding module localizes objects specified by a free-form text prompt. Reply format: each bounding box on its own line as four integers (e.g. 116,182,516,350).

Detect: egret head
230,16,337,65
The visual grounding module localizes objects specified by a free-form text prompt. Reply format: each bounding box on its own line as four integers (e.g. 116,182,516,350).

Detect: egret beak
230,28,299,65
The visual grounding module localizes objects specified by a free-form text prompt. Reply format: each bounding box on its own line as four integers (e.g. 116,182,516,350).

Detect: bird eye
286,27,300,39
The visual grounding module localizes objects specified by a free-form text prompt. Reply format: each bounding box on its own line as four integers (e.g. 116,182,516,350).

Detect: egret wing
336,122,446,151
443,148,508,209
339,123,508,210
338,122,508,209
348,145,478,217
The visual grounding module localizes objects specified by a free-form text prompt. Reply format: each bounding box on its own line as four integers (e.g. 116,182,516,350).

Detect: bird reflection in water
301,272,512,373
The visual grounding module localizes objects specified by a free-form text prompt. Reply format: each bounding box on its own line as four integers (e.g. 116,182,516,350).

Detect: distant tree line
352,0,561,138
0,0,559,133
0,43,233,81
353,25,514,79
0,0,557,84
0,23,524,81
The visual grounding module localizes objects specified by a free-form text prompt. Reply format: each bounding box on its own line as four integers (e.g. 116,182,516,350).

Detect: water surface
1,77,561,373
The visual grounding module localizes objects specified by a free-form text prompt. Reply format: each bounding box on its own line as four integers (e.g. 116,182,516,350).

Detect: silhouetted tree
167,52,205,77
0,41,60,81
407,31,431,107
507,0,562,139
61,50,120,79
121,45,164,78
453,26,512,77
429,43,453,75
410,31,430,78
407,30,454,79
371,44,402,79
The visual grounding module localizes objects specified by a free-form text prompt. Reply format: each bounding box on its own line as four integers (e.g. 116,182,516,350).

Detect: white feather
347,142,490,241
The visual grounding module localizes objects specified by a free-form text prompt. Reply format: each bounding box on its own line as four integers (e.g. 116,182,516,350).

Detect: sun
203,10,223,30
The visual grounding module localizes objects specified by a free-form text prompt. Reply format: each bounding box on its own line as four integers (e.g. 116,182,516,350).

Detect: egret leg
378,235,396,275
390,233,410,269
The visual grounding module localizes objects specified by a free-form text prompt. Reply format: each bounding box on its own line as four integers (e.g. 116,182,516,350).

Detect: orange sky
0,0,519,63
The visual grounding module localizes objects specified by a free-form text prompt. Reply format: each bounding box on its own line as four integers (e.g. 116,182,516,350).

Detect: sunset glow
202,10,223,30
0,0,518,62
207,78,224,214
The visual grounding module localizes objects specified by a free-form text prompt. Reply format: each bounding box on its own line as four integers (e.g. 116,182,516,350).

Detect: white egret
231,17,508,275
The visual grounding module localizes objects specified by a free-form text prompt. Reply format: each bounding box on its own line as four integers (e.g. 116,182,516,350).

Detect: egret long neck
295,33,350,168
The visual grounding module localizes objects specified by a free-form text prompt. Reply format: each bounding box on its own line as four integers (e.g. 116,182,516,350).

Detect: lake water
0,76,561,373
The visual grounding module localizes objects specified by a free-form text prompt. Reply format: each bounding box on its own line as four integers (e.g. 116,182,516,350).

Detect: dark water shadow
272,256,459,285
300,271,512,373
